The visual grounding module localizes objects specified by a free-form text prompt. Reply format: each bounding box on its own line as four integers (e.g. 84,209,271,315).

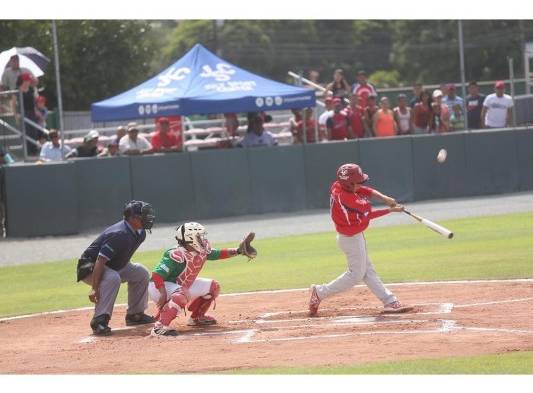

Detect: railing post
18,89,28,161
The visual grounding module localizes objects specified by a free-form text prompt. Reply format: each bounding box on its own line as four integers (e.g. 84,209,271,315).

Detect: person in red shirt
151,117,181,153
326,97,353,140
309,163,412,316
346,94,365,138
295,107,321,143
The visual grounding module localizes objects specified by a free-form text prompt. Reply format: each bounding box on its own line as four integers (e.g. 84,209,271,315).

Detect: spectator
318,97,334,134
362,95,379,138
393,94,412,135
442,84,464,113
409,83,423,108
428,90,450,133
308,70,320,85
481,81,513,129
151,117,181,153
223,113,239,137
1,55,34,91
449,103,466,131
238,112,278,148
119,123,153,155
98,141,120,157
352,70,378,109
465,81,486,130
16,73,43,155
346,94,365,139
39,129,71,161
294,108,320,143
66,129,101,158
373,97,397,137
439,83,449,98
412,90,432,134
35,95,48,128
289,109,303,143
114,126,127,145
326,69,351,99
326,97,352,141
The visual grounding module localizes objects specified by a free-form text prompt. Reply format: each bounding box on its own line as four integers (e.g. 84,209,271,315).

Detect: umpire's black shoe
91,314,112,336
125,312,155,326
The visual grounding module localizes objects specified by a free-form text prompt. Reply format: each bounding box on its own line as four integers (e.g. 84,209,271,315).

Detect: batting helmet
123,200,155,231
175,222,211,254
336,163,369,191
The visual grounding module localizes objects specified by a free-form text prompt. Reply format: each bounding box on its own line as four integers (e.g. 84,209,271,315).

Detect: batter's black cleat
125,312,155,326
91,314,112,336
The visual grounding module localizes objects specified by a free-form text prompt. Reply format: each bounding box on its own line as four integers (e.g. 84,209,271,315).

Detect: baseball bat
403,209,454,239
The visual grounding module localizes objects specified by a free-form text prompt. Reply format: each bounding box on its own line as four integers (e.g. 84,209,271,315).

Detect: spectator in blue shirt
76,200,156,335
39,130,71,162
442,84,464,114
238,112,278,148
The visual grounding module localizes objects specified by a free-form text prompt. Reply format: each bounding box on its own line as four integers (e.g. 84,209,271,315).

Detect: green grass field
1,211,532,373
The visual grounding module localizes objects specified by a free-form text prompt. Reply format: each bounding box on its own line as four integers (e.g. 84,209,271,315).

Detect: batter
309,163,411,316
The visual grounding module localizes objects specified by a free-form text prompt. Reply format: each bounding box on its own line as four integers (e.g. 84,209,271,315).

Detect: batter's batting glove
237,232,257,261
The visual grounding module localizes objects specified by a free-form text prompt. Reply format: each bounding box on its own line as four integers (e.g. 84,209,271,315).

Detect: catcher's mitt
237,232,257,261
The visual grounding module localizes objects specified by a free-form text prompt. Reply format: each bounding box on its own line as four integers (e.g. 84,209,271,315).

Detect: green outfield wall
3,128,533,237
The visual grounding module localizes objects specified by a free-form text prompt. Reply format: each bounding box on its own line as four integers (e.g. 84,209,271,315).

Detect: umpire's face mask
140,204,156,232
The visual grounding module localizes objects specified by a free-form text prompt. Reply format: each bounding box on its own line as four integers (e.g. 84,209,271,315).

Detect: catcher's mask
175,222,211,254
123,200,155,232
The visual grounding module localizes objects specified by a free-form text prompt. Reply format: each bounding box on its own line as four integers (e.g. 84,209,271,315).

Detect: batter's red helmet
336,163,368,189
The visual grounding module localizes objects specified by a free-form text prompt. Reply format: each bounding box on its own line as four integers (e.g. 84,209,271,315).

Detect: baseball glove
237,232,257,261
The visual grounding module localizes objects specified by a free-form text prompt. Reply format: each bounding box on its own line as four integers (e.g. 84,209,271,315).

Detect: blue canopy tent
91,44,315,122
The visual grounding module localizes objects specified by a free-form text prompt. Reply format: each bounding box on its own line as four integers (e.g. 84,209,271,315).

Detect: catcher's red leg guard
158,291,188,326
188,280,220,320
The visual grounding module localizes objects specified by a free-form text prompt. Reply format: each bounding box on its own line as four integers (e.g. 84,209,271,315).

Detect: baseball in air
437,148,447,163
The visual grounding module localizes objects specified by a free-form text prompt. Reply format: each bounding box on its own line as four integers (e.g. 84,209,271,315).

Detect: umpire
77,200,156,335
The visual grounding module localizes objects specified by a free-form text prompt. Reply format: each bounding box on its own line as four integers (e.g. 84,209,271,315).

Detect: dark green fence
3,128,533,237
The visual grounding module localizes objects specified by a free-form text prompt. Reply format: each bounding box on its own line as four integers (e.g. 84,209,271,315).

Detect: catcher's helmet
175,222,211,254
336,163,369,191
123,200,155,231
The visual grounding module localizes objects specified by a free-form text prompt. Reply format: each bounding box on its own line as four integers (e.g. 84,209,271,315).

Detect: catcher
148,222,257,336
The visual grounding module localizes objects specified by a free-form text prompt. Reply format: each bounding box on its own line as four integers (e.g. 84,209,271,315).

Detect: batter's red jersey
330,181,390,236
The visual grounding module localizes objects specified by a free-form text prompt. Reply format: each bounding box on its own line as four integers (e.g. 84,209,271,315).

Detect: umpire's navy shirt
82,220,146,271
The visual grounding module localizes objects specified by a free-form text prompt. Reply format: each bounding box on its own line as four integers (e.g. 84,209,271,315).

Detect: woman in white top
393,94,413,135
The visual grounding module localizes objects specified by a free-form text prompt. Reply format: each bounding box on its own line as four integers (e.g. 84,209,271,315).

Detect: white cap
432,89,443,98
84,129,99,142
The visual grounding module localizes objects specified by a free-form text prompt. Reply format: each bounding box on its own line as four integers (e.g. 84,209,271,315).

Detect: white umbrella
0,47,50,78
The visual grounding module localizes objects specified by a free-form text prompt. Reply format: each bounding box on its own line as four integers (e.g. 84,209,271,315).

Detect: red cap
495,80,505,89
20,73,33,82
36,95,46,105
157,117,169,124
333,97,342,104
337,163,369,191
447,84,456,91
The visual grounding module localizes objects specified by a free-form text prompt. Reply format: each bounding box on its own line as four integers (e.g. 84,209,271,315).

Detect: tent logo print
158,67,191,87
275,96,283,106
255,98,264,108
265,97,274,107
200,63,235,82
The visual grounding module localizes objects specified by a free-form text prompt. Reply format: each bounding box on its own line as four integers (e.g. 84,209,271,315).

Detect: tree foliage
1,20,533,111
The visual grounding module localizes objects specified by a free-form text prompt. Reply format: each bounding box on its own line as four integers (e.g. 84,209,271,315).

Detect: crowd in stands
1,56,516,162
296,69,514,143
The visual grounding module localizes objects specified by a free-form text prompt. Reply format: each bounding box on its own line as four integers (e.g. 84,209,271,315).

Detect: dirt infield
1,279,532,374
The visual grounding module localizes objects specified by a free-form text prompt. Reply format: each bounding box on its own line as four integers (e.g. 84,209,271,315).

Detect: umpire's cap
123,200,155,231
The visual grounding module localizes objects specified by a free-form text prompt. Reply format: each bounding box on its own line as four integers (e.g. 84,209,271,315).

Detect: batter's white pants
148,277,213,304
315,233,396,305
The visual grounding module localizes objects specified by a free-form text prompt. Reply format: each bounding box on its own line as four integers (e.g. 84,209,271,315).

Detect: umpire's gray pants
83,262,150,320
315,233,396,305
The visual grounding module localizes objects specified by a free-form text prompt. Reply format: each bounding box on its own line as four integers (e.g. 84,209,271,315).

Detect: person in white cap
119,122,153,155
66,129,100,158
